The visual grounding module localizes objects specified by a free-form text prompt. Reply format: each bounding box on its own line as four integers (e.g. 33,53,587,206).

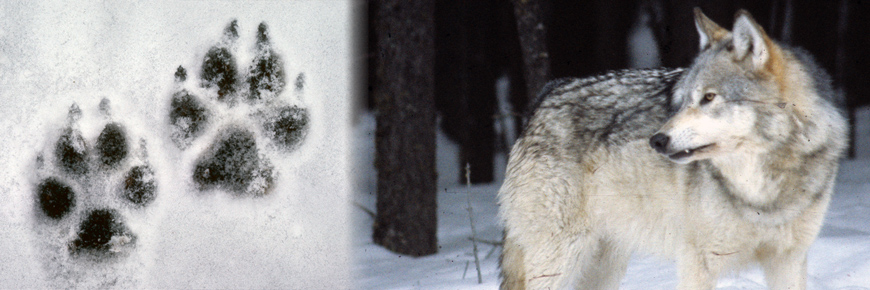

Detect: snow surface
0,1,357,288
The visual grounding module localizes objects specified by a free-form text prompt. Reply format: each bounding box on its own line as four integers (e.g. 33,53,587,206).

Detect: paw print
33,99,156,286
169,19,309,197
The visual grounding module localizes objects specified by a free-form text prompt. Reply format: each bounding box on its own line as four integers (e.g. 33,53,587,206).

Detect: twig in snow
466,163,483,284
353,201,376,219
467,237,504,246
485,244,499,260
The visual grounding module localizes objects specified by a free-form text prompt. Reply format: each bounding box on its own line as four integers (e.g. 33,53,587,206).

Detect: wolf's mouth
668,144,714,160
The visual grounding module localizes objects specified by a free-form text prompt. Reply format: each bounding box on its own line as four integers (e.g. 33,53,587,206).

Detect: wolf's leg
501,224,596,290
516,232,597,290
676,249,727,290
760,250,807,290
500,233,527,290
575,237,630,290
499,138,598,289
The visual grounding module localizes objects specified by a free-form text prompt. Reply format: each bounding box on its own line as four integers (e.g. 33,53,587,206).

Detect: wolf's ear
694,8,728,51
732,10,771,69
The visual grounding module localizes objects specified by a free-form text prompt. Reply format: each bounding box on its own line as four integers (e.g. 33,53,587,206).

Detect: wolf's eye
700,93,716,105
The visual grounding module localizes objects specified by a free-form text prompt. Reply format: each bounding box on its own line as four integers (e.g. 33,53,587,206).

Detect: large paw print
32,99,156,284
169,20,309,197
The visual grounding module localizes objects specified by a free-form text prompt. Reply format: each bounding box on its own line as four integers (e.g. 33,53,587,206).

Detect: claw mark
295,73,305,92
174,65,187,82
223,19,239,42
67,103,82,123
99,98,112,117
256,22,270,45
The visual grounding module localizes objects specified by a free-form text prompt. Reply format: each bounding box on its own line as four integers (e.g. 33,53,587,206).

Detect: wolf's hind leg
500,234,526,290
514,233,598,290
575,237,630,290
760,249,808,290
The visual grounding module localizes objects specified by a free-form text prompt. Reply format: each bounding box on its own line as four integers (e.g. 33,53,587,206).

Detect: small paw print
169,19,309,197
33,99,156,287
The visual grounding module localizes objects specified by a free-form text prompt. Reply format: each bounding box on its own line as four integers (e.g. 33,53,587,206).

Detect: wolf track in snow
169,19,309,197
32,98,157,287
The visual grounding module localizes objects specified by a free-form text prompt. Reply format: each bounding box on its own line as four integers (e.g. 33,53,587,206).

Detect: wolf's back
520,68,684,155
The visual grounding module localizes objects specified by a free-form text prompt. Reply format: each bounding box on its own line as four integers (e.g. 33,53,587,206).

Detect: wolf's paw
33,99,156,286
169,20,309,197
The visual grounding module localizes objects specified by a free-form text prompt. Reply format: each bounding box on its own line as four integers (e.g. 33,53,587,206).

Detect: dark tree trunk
371,0,438,257
512,0,552,104
593,0,639,70
492,1,530,137
435,0,497,184
844,0,870,158
547,0,637,78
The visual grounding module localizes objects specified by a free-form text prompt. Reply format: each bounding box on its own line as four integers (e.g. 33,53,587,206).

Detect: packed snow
0,1,356,288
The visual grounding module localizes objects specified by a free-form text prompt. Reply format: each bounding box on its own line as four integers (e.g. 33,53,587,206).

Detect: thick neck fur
710,150,780,207
704,107,836,226
705,145,813,226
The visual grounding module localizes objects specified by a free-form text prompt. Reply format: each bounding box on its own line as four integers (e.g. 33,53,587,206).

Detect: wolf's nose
649,133,669,153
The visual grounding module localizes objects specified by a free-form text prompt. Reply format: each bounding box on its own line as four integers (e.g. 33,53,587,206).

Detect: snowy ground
353,113,504,290
0,1,356,288
353,110,870,289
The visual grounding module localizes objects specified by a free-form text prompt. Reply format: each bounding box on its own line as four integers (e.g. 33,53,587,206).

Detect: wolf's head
649,8,840,164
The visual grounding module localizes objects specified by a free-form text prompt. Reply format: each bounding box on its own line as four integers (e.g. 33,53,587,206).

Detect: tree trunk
844,0,870,158
512,0,552,104
371,0,438,257
435,0,497,184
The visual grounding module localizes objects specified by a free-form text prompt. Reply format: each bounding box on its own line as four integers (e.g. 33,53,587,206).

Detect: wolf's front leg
676,249,727,290
574,237,631,290
760,249,807,290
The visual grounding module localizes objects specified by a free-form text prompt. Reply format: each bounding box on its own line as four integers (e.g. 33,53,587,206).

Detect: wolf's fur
498,8,846,290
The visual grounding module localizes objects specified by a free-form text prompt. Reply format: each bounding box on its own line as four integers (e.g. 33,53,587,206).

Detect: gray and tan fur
498,8,846,290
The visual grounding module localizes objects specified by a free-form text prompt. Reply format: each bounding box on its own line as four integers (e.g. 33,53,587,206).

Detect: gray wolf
498,8,846,290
